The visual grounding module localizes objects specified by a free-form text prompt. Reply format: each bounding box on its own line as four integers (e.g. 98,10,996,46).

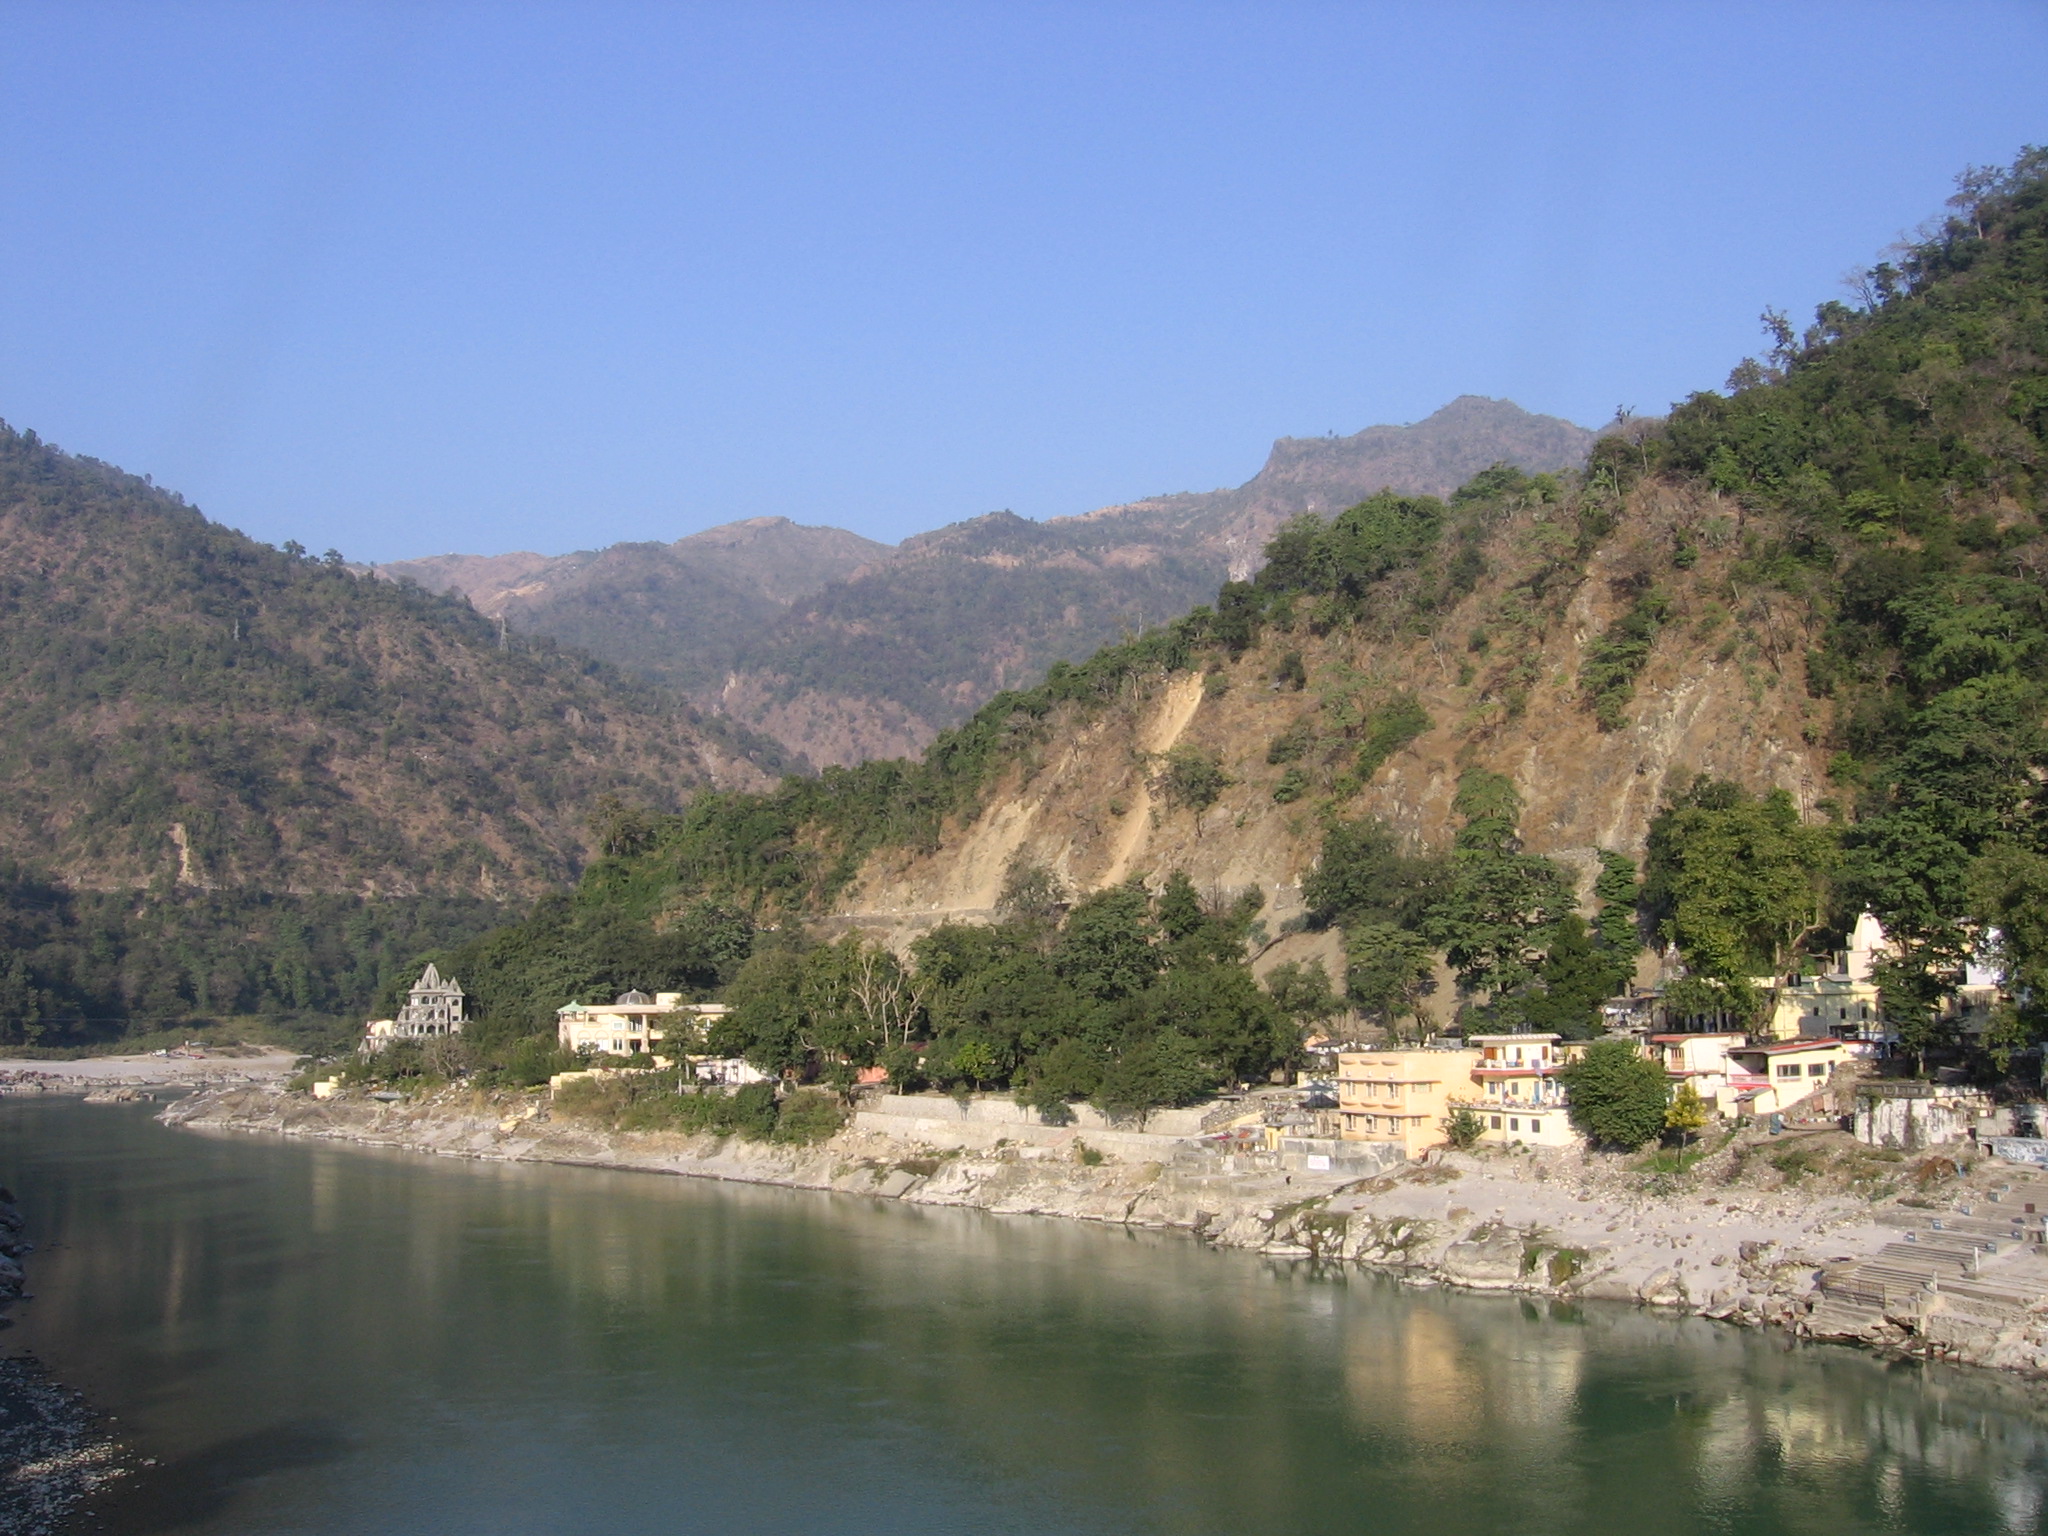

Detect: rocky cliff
828,474,1822,976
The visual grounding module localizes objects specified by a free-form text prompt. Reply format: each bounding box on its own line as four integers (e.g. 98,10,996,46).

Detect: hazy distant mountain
382,398,1595,767
719,397,1597,763
377,517,892,696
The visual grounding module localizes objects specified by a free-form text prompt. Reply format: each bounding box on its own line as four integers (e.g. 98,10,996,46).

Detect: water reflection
3,1098,2044,1536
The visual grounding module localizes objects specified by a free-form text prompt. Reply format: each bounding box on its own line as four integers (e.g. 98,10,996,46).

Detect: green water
2,1097,2044,1535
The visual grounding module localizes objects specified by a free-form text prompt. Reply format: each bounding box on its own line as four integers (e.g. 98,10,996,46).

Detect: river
3,1096,2045,1535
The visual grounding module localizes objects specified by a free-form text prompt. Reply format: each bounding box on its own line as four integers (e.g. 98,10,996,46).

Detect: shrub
1353,693,1431,781
772,1089,847,1144
1156,745,1230,812
726,1080,782,1138
1266,720,1313,764
1559,1039,1669,1151
1443,1105,1485,1151
1579,589,1670,730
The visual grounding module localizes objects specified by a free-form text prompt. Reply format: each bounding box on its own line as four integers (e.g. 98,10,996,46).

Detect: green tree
1055,883,1159,1002
1093,1031,1215,1122
950,1039,997,1088
1968,844,2048,1057
1522,913,1625,1039
1156,745,1230,813
1156,870,1205,942
1303,815,1445,929
1141,959,1292,1085
1559,1039,1669,1151
1593,850,1641,955
1343,924,1435,1035
996,853,1068,925
1263,960,1342,1033
1421,772,1574,1004
1643,777,1835,987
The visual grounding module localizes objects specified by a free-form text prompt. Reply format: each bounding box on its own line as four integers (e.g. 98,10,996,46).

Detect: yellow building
1337,1048,1480,1158
1758,911,1891,1042
1458,1034,1582,1147
1759,974,1884,1042
1731,1037,1854,1116
555,993,731,1056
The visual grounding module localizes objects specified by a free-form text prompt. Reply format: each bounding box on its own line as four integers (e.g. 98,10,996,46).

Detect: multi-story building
363,964,466,1052
1757,911,1892,1042
1335,1048,1479,1158
555,993,731,1057
1731,1037,1854,1117
1644,1031,1762,1117
1458,1033,1579,1147
1758,973,1885,1043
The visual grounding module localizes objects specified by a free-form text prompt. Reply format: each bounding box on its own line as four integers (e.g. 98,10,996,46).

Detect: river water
3,1096,2045,1535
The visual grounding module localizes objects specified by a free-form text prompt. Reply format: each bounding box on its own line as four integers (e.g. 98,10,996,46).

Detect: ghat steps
1811,1172,2048,1350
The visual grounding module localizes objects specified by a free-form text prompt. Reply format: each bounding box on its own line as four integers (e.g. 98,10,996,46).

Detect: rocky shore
0,1191,127,1536
0,1049,301,1097
168,1082,2048,1382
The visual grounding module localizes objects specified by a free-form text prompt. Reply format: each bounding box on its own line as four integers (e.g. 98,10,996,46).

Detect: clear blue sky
2,3,2043,561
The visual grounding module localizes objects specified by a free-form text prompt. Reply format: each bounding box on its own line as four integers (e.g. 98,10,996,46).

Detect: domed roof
616,990,653,1005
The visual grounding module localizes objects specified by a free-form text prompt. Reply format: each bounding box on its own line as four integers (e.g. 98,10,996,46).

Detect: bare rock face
833,478,1828,994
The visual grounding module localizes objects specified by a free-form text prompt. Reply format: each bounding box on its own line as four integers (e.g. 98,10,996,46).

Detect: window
1808,1063,1827,1077
1509,1118,1521,1132
1777,1064,1798,1077
1490,1115,1502,1129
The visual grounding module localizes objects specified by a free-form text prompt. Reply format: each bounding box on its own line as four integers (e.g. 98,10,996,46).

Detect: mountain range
383,395,1598,766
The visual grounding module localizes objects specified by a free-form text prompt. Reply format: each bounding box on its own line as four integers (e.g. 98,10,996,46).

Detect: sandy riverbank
165,1080,2048,1381
0,1051,300,1094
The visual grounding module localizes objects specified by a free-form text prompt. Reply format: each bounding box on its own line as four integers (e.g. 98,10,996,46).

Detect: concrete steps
1817,1172,2048,1335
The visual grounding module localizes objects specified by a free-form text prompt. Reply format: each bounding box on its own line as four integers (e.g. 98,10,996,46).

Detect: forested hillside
0,427,778,896
389,149,2048,1115
0,428,780,1046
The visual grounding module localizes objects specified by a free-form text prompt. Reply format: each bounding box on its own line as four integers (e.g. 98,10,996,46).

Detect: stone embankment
166,1083,2048,1379
0,1190,127,1536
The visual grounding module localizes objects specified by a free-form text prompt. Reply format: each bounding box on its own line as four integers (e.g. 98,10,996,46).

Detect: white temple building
363,964,466,1051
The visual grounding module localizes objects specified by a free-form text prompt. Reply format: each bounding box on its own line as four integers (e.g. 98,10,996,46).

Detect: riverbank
0,1050,301,1097
0,1190,127,1536
168,1082,2048,1381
